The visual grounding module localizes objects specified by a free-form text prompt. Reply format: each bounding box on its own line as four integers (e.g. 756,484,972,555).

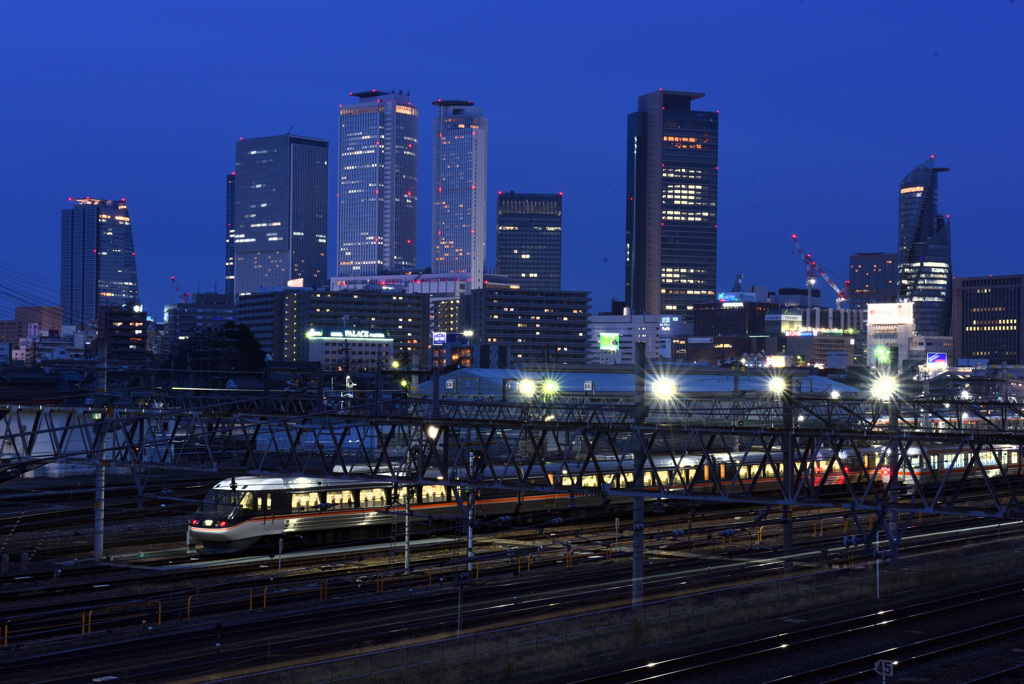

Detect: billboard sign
867,302,914,326
598,332,620,351
927,352,948,368
717,292,756,303
432,332,447,346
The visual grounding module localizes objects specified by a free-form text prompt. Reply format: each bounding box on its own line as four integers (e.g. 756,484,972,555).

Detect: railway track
569,580,1024,683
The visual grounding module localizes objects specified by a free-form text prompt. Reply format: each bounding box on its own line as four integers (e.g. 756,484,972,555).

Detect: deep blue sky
2,1,1021,320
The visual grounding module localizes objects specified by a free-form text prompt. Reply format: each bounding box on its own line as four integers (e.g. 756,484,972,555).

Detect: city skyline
3,3,1022,320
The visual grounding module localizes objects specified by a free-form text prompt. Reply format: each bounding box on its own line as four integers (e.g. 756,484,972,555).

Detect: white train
188,475,578,553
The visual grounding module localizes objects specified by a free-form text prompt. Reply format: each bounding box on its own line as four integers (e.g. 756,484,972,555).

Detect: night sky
2,1,1021,320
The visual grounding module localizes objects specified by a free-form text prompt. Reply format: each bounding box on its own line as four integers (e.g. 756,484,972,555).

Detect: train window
238,492,255,514
291,493,310,511
359,488,388,508
422,485,446,503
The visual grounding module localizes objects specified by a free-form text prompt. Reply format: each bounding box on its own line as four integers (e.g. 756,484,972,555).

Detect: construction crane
169,276,190,304
791,234,849,311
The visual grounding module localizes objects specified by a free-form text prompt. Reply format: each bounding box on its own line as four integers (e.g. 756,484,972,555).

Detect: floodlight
652,377,677,400
871,375,898,401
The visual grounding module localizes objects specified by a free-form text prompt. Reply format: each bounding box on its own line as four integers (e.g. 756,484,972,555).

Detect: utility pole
632,342,647,609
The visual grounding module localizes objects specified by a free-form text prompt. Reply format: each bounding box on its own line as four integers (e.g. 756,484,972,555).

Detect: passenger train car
876,444,1022,485
188,475,583,553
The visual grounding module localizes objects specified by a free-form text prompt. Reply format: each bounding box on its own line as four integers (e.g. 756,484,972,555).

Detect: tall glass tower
496,191,562,291
432,100,487,289
898,157,952,337
626,90,718,319
60,198,139,327
225,172,236,297
233,134,329,297
337,90,418,277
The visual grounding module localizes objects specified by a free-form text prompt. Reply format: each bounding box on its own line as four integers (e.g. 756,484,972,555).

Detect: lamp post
769,375,794,568
872,374,900,568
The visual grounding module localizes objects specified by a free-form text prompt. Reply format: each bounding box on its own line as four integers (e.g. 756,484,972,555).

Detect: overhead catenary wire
0,259,61,320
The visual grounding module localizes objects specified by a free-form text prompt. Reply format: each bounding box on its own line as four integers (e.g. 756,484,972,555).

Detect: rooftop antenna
287,126,293,135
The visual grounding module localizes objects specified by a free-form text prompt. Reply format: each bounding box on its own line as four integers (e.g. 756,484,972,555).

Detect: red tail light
879,467,890,478
218,521,227,528
191,519,198,526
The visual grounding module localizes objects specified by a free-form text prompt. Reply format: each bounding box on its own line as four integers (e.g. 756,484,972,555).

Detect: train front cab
190,484,272,552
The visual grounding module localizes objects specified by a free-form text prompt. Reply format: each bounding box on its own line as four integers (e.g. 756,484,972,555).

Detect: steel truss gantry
4,392,1024,563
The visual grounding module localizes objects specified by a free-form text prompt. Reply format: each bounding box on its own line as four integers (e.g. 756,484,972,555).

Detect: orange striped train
188,474,579,553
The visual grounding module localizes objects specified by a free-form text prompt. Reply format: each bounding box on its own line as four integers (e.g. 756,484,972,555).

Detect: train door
261,492,274,531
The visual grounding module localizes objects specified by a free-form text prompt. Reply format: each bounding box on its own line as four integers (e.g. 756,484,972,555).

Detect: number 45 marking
875,659,895,677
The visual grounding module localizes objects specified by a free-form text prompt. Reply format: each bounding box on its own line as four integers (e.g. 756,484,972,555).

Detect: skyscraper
897,157,952,337
232,134,329,297
337,90,418,277
225,172,236,298
432,100,487,288
496,191,562,291
626,90,718,319
60,198,139,327
953,275,1024,365
848,252,898,307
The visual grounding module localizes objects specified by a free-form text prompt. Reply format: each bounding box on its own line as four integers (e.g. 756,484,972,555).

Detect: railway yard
5,390,1024,682
4,472,1024,683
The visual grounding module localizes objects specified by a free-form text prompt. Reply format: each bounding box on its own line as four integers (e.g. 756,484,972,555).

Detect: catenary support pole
94,460,106,562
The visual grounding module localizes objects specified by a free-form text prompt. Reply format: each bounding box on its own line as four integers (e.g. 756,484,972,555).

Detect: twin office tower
226,92,563,298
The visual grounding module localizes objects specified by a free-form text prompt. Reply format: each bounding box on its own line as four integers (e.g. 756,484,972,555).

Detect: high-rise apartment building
432,100,487,289
849,252,898,307
626,90,718,320
495,191,562,291
463,286,591,365
225,172,236,298
60,198,139,327
953,275,1024,365
337,90,418,277
236,289,431,369
898,157,952,337
232,134,329,297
